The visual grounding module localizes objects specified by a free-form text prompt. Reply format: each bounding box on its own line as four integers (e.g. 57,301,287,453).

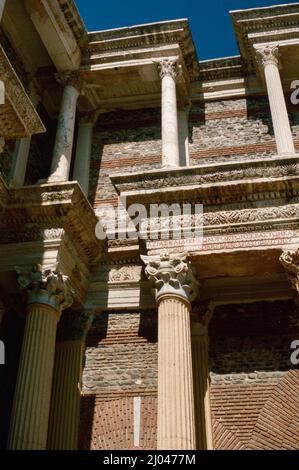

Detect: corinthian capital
280,248,299,293
55,71,84,93
141,251,199,302
157,58,180,80
17,265,74,313
255,45,280,68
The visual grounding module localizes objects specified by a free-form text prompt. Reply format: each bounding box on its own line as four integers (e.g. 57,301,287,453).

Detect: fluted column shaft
47,310,94,449
7,266,73,450
8,303,59,449
159,59,180,167
256,45,295,155
49,72,82,182
158,295,195,449
47,340,83,449
141,252,198,450
192,326,213,450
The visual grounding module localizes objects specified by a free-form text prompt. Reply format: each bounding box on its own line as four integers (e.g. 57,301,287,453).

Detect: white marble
49,84,79,182
159,59,180,167
256,45,295,155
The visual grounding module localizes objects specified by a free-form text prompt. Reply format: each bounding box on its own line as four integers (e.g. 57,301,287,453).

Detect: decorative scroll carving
17,265,74,312
109,265,142,283
157,58,180,80
141,251,199,302
256,45,280,68
280,248,299,293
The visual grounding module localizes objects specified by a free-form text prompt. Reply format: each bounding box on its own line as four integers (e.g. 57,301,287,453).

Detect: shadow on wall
0,305,25,449
208,300,299,375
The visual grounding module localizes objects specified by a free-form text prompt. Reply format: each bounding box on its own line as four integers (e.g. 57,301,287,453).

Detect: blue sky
75,0,299,60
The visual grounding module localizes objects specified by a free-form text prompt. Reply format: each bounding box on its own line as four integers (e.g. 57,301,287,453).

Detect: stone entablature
0,44,45,138
111,154,299,206
0,180,104,306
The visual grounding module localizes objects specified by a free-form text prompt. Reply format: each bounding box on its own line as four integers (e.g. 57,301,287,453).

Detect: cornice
231,4,299,71
85,19,199,81
111,154,299,206
57,0,87,49
198,56,247,82
0,44,45,138
0,181,103,265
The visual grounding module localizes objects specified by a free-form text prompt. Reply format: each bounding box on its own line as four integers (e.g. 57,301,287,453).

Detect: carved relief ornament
141,251,199,302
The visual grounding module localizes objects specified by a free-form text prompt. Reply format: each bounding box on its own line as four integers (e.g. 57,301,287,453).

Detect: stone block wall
79,310,158,450
209,300,299,450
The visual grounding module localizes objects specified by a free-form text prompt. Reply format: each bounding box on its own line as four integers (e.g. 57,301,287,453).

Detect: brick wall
209,300,299,450
79,310,158,450
189,97,299,165
89,96,299,209
89,108,161,208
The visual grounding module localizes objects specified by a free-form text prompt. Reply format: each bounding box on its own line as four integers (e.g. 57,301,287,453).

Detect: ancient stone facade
0,1,299,451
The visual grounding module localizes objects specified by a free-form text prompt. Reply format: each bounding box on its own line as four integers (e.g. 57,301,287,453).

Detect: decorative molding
17,264,74,313
109,265,142,283
141,251,199,302
0,182,103,264
111,155,299,206
0,44,45,138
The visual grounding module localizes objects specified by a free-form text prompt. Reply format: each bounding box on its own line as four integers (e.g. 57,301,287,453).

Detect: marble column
9,85,40,187
49,72,83,182
47,310,94,450
158,59,180,168
178,103,190,166
73,112,98,196
7,265,74,450
141,251,198,450
256,45,295,155
192,323,213,450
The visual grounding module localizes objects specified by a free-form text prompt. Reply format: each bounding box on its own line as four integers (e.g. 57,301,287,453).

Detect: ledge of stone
0,44,45,138
110,153,299,205
0,180,104,264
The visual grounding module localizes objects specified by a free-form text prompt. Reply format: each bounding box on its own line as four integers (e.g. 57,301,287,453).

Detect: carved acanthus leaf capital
255,44,280,68
55,71,84,93
16,264,74,313
141,251,199,302
157,58,180,80
280,249,299,293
